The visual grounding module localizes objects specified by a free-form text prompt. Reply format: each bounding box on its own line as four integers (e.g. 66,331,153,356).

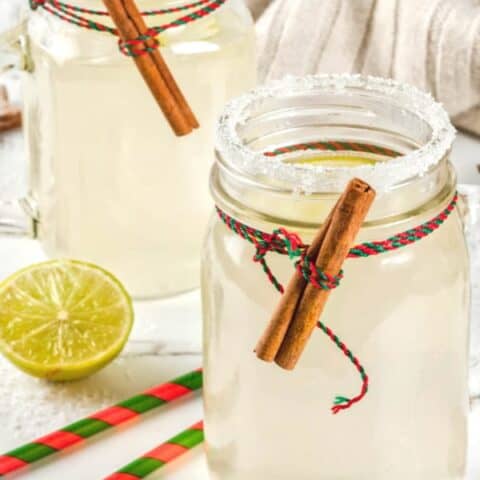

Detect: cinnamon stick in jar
0,86,7,106
102,0,198,136
0,85,22,134
255,194,344,362
275,179,376,370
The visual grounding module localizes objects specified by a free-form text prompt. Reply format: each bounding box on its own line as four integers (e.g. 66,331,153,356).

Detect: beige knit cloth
245,0,480,136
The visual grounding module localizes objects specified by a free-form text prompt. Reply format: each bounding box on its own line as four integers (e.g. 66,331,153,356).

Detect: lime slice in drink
0,259,134,381
286,155,378,167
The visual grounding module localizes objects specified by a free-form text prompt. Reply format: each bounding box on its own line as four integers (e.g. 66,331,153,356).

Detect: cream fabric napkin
246,0,480,136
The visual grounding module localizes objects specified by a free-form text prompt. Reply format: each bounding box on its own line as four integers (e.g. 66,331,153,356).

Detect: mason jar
0,0,255,298
202,75,470,479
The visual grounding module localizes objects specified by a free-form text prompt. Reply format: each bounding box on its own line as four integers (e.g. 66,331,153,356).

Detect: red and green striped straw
104,421,204,480
0,369,202,477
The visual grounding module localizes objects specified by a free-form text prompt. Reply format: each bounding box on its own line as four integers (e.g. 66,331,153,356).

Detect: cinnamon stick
256,179,375,371
0,86,8,106
0,85,21,133
102,0,198,136
0,109,22,133
255,194,344,362
274,179,375,370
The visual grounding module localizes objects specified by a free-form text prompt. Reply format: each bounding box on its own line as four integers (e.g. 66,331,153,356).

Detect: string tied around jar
30,0,46,9
217,213,344,295
216,142,460,415
28,0,227,57
252,227,305,293
348,199,457,257
118,29,161,57
296,253,344,291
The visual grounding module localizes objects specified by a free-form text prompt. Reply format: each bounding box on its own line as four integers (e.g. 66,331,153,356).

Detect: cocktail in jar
202,75,470,479
9,0,256,298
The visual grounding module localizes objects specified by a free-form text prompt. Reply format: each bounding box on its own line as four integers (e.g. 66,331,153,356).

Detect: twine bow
250,226,343,294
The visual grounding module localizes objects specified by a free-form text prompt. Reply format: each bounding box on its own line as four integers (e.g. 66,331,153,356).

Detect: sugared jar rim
216,74,455,193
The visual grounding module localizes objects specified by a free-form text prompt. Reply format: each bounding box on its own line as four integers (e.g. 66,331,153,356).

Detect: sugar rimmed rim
216,74,456,193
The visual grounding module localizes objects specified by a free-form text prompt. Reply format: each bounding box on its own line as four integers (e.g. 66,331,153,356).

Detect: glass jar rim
215,74,456,193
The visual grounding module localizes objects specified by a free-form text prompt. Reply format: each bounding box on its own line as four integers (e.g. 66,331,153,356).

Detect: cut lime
0,259,134,381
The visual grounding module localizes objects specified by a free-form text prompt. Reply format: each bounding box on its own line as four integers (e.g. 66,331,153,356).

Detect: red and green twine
0,369,203,477
217,141,459,414
29,0,227,57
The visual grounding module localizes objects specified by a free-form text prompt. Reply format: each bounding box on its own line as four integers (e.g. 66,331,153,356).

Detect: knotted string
118,29,161,57
247,226,343,294
29,0,227,57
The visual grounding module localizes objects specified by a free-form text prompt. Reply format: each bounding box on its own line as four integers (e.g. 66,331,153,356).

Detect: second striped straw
0,369,203,477
104,421,204,480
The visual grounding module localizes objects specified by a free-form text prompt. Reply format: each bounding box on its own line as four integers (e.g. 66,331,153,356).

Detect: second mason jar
202,75,470,479
20,0,255,298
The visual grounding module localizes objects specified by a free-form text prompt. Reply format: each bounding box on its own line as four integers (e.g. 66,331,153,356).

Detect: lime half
0,260,134,381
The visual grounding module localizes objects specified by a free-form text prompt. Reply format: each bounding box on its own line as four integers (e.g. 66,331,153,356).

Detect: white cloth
246,0,480,136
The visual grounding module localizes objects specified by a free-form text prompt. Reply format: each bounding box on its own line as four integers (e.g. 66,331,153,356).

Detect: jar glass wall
202,75,470,480
23,0,256,298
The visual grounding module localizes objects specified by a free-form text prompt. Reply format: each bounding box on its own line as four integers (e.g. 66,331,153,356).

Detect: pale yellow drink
202,76,470,480
22,0,256,298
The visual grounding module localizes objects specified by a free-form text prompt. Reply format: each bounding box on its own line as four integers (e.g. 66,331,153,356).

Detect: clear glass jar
202,75,470,479
9,0,255,298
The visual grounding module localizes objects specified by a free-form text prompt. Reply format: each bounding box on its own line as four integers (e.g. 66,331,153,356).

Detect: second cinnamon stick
0,85,21,134
275,179,376,370
0,108,22,133
255,194,344,362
